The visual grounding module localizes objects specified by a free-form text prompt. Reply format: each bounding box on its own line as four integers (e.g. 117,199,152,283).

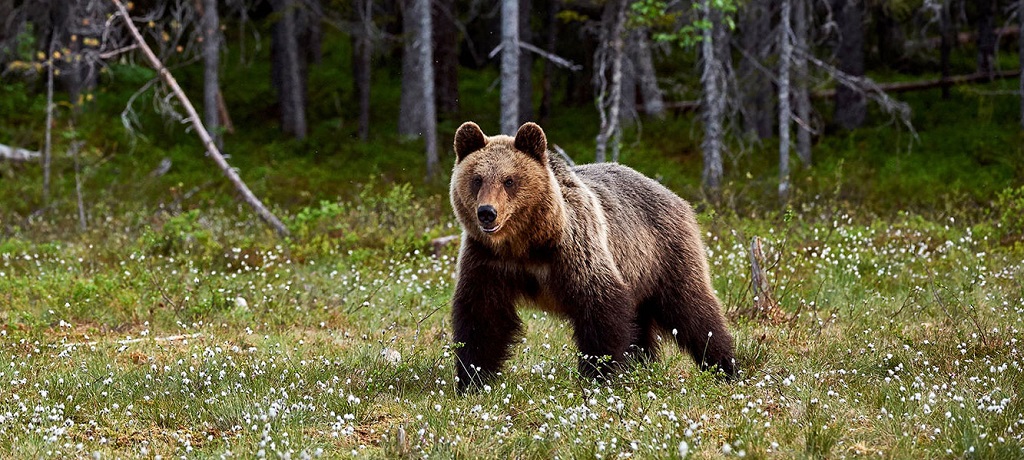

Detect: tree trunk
778,0,792,202
500,0,520,135
398,0,425,137
833,0,866,130
518,0,534,124
539,0,560,122
794,0,811,167
738,0,774,139
416,0,439,178
940,0,953,99
594,0,627,163
111,0,289,237
271,0,308,139
701,0,727,195
43,32,55,206
352,0,372,140
631,29,665,118
432,0,459,116
202,0,222,150
977,0,996,77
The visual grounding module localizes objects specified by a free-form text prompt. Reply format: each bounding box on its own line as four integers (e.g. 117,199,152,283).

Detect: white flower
678,441,689,458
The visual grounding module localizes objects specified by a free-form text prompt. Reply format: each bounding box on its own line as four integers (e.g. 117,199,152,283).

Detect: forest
1,0,1023,458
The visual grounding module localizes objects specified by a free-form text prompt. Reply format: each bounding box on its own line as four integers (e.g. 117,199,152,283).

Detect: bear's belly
523,264,568,316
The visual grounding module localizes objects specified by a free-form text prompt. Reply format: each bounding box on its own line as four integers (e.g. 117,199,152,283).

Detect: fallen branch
110,0,290,237
431,234,459,258
0,143,41,161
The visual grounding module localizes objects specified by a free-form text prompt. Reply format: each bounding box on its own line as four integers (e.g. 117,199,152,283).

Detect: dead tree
594,0,628,162
500,0,520,135
701,0,729,196
110,0,289,237
778,0,793,202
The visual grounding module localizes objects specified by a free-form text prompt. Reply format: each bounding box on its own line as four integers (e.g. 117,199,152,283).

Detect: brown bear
449,121,735,389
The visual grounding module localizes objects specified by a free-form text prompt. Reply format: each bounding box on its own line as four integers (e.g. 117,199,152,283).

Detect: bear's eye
503,178,515,188
472,176,483,187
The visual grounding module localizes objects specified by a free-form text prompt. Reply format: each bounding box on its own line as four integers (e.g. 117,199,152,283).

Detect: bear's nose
477,205,497,225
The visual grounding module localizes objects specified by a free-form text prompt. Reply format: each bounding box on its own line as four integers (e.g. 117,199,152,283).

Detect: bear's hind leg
653,285,736,378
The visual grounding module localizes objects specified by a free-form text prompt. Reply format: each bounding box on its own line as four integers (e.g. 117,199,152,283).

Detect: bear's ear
454,122,487,162
514,122,548,163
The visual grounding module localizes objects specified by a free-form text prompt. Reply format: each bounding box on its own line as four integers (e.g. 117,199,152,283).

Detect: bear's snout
477,205,498,231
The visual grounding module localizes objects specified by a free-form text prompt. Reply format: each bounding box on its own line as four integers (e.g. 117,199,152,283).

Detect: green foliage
630,0,738,48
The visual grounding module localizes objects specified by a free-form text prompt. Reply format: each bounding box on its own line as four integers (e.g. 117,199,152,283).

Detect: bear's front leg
451,262,523,391
557,265,635,381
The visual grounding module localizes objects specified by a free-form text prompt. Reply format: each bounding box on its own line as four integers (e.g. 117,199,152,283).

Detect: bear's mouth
480,223,502,234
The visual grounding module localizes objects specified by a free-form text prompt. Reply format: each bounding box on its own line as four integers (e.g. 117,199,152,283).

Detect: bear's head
450,122,564,254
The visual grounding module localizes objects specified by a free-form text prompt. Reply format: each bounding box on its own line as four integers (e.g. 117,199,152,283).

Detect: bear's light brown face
451,122,555,249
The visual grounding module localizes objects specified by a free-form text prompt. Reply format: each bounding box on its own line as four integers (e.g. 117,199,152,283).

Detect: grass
1,181,1023,457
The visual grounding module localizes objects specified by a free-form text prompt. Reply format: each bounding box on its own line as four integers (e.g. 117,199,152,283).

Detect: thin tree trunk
43,33,55,207
594,0,627,162
500,0,520,135
738,0,773,139
272,0,307,139
518,0,534,124
433,0,459,115
71,140,86,231
111,0,290,237
794,0,811,166
833,0,866,130
353,0,372,140
977,0,996,78
940,0,953,99
701,0,725,195
632,29,665,118
416,0,438,178
202,0,221,149
539,0,560,122
779,0,792,202
398,0,424,137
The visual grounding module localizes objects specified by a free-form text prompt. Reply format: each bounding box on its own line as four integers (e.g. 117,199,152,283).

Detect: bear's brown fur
450,121,735,389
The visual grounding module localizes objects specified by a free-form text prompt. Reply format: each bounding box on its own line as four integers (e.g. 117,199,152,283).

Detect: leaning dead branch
0,143,41,161
110,0,290,237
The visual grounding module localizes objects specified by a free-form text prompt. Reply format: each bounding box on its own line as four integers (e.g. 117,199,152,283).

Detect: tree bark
416,0,439,178
398,0,424,137
271,0,308,139
940,0,953,99
701,0,727,195
594,0,627,163
518,0,534,124
432,0,459,116
352,0,372,140
977,0,996,78
738,0,774,139
631,29,665,118
779,0,792,202
539,0,560,122
43,32,55,206
500,0,520,135
833,0,866,130
202,0,222,150
111,0,290,237
794,0,811,167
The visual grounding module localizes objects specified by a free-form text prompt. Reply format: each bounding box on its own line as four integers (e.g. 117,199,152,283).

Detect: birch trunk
43,34,55,206
700,0,725,194
416,0,438,178
202,0,221,149
500,0,520,135
272,0,307,139
778,0,792,202
110,0,289,237
594,0,626,162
